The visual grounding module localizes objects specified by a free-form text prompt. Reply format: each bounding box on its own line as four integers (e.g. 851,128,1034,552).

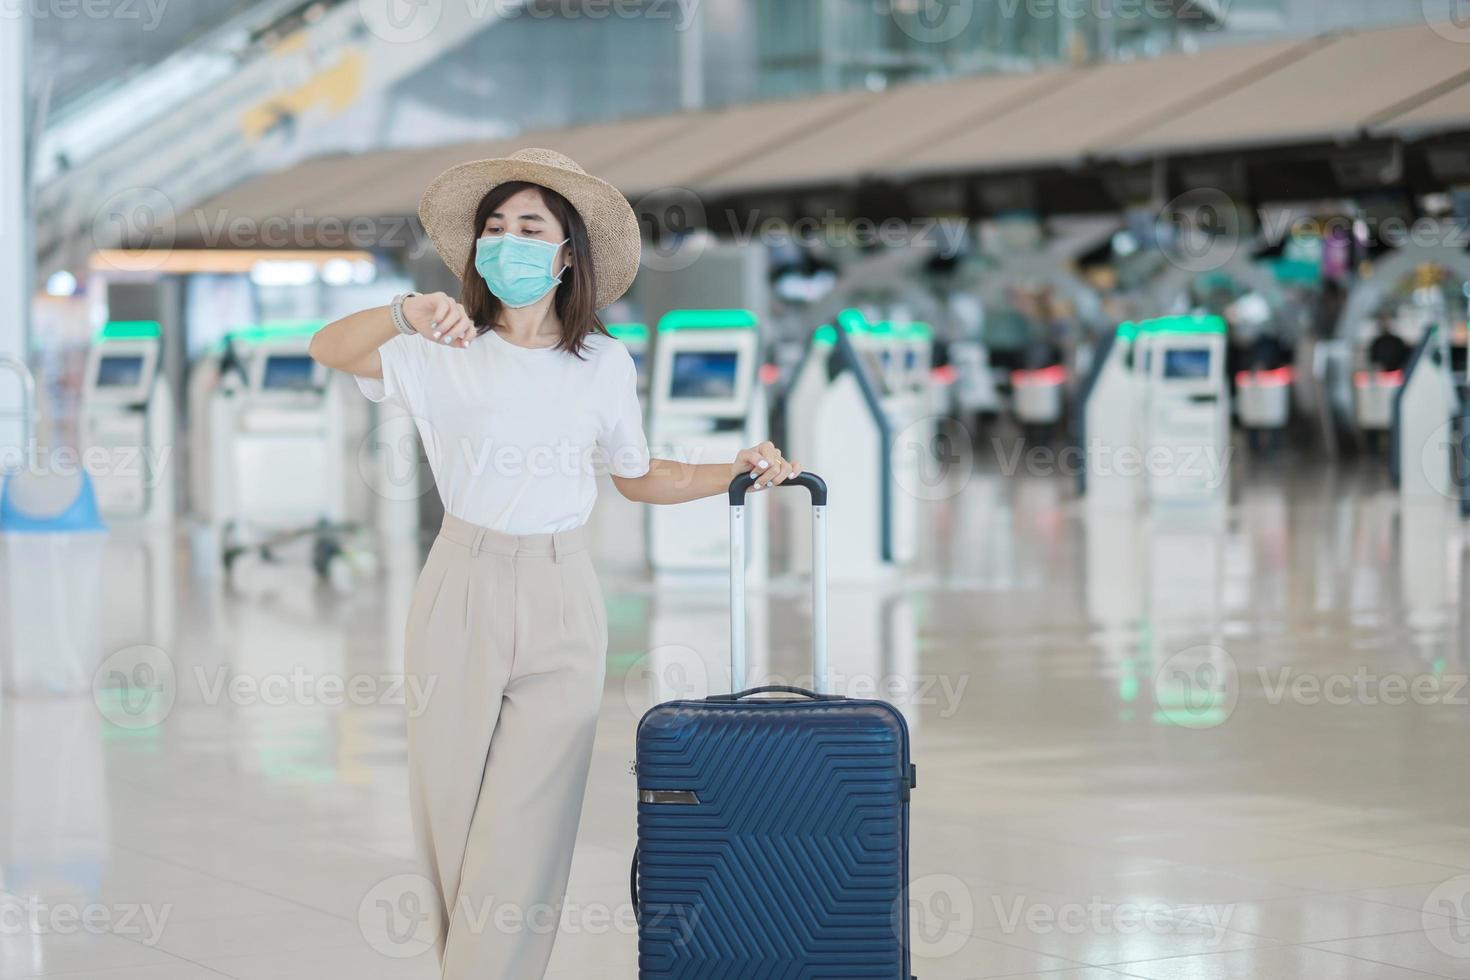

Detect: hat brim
418,158,641,311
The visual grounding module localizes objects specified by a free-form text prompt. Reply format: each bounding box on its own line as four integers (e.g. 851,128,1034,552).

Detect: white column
677,0,705,110
0,8,30,361
0,9,33,465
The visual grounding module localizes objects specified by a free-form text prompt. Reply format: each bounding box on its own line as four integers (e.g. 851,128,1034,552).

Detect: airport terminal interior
5,1,1470,978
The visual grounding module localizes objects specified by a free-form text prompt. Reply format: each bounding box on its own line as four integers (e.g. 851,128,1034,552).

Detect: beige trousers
405,514,607,980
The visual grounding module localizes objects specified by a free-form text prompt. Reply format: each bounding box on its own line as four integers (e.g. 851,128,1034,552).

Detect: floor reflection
2,458,1470,978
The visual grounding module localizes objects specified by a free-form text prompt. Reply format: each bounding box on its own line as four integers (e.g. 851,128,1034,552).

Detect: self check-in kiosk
1079,315,1231,506
647,309,769,580
233,334,344,526
1143,315,1231,502
845,314,924,566
1076,320,1141,508
606,322,650,400
1393,324,1461,503
782,309,915,580
80,321,175,523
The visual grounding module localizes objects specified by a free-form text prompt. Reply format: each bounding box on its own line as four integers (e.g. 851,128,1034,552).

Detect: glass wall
747,0,1430,100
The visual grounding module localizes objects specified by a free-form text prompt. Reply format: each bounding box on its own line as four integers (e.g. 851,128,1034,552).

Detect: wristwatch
390,293,418,336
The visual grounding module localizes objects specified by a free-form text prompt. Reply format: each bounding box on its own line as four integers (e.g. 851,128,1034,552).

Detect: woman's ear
558,243,573,277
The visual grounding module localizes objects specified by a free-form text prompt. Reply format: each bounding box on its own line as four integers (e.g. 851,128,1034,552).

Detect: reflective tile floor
3,458,1470,978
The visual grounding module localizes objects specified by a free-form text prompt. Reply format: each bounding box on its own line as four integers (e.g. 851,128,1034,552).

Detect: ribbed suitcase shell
635,696,911,978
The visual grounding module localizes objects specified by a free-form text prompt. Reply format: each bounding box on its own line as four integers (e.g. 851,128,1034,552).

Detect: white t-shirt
357,329,650,534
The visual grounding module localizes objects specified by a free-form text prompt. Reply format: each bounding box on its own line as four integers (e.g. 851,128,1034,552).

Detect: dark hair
461,180,605,356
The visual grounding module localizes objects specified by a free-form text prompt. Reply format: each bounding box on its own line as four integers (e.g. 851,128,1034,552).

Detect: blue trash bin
1,470,108,696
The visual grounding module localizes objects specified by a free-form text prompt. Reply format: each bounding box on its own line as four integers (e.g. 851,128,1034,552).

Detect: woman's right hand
404,291,477,348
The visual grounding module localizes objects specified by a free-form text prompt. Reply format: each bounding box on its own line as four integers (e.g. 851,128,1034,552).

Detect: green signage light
657,309,758,332
836,308,872,335
97,320,161,342
606,322,648,342
1138,315,1227,336
228,320,327,345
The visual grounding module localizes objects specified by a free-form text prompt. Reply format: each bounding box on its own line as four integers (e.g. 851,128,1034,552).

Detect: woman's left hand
732,441,800,491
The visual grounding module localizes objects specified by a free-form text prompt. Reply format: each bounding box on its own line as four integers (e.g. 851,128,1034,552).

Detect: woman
308,148,798,979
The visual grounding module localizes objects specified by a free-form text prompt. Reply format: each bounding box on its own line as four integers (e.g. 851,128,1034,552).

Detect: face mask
474,233,568,308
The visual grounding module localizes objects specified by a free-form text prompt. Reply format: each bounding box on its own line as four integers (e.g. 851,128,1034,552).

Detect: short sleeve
356,334,427,408
600,356,651,478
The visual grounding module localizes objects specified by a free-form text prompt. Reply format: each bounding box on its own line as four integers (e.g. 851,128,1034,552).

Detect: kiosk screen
670,352,739,399
96,355,145,388
1163,348,1213,380
262,355,318,391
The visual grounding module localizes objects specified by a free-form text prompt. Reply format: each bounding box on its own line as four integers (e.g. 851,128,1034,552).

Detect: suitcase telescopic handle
728,472,828,695
728,470,828,506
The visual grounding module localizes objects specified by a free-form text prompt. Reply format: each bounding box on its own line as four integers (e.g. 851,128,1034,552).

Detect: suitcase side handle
704,685,845,703
728,472,828,695
728,470,828,506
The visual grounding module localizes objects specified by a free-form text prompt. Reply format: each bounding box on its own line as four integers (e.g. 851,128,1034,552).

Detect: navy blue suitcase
633,473,916,978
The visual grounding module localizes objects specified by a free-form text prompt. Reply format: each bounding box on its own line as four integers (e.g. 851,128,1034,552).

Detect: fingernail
757,459,770,469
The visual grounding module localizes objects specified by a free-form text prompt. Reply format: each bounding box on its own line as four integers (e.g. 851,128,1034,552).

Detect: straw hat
418,148,641,310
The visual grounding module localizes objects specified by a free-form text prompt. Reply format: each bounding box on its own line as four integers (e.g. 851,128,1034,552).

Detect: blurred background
4,2,1470,978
